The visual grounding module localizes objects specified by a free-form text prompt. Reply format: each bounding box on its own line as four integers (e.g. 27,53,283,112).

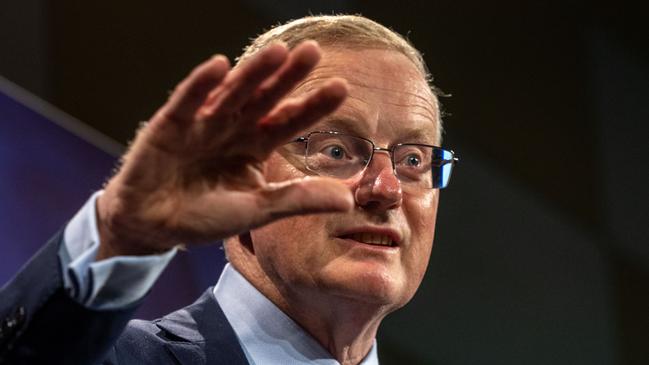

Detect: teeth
349,233,393,246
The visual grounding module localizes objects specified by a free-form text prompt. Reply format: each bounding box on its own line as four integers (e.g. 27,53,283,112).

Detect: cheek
263,152,303,182
256,153,349,285
403,190,439,276
407,188,438,239
251,213,333,284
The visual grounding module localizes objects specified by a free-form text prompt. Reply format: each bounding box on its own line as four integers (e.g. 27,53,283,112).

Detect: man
0,15,457,364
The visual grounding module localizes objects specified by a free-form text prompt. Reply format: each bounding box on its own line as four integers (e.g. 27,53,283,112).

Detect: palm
97,42,353,256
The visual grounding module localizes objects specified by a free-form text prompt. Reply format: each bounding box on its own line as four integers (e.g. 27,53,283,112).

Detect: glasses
291,131,458,190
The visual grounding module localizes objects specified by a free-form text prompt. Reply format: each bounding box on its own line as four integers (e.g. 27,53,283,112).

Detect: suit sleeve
0,231,140,365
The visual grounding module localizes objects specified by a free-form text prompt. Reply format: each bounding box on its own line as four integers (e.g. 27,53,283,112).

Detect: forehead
292,47,439,144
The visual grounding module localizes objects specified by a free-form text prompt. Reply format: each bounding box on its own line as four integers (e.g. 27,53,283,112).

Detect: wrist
96,189,176,260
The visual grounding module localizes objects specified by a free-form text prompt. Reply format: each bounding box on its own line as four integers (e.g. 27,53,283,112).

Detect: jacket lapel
155,288,249,365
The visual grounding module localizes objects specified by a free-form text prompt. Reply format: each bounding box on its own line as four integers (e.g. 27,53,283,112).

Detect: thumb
261,176,354,220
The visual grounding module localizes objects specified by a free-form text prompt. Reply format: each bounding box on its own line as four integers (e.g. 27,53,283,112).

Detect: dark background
1,0,648,363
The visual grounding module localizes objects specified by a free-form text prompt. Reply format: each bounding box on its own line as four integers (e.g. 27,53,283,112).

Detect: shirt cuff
60,191,176,310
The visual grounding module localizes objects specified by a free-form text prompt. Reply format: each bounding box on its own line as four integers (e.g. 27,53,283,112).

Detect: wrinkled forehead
291,48,440,145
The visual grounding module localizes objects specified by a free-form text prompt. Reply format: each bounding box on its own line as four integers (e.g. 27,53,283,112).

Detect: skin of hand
95,41,355,260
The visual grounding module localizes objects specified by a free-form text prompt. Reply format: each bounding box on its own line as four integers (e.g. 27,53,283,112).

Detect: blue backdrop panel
0,85,225,319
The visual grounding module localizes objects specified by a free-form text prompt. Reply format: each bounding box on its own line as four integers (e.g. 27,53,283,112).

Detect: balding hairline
237,14,444,142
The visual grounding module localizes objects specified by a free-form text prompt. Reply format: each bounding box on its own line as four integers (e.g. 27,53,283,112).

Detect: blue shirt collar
214,263,379,365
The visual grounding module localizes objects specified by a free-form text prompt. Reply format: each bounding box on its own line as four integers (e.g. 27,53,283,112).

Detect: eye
405,154,421,167
395,146,430,170
323,145,347,160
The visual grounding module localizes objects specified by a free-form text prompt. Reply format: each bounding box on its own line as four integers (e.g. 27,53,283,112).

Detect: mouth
340,233,396,247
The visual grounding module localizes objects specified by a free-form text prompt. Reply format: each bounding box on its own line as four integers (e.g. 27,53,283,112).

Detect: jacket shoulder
106,290,249,365
105,318,199,364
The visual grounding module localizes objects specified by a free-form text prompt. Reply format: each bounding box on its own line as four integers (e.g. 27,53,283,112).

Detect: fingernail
211,54,228,63
302,40,320,48
270,40,288,49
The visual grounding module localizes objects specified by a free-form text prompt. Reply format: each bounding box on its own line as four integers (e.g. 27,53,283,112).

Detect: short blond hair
238,15,443,140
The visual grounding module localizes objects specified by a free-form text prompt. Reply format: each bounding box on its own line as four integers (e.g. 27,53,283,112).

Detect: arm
0,193,174,365
0,41,352,364
0,231,138,365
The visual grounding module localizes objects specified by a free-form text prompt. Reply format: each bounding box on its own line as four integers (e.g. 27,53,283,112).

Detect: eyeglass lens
303,132,455,189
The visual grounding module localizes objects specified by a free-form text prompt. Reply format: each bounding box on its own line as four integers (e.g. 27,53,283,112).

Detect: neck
226,237,389,365
278,287,387,364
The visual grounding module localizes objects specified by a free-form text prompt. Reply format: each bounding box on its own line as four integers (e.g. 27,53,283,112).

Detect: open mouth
339,233,397,247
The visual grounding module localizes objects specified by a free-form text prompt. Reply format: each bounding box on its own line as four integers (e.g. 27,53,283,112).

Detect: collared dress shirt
214,263,379,365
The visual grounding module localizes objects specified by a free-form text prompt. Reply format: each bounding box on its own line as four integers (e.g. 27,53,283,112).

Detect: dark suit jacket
0,232,249,365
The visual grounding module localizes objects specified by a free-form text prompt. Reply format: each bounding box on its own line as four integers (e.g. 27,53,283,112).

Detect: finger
258,78,348,149
261,176,354,221
203,43,288,118
242,41,322,122
160,55,230,123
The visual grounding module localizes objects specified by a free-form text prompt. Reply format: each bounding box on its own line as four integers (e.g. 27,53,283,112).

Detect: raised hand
96,41,353,259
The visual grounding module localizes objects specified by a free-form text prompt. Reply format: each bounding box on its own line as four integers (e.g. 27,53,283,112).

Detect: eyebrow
314,117,368,137
312,118,438,146
397,128,438,145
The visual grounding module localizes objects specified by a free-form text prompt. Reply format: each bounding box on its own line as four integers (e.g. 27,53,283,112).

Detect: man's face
251,47,440,311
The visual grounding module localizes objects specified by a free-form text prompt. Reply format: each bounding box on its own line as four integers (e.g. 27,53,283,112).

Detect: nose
354,151,402,211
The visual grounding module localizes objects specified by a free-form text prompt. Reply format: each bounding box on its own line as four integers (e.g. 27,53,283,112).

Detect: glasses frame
292,131,459,189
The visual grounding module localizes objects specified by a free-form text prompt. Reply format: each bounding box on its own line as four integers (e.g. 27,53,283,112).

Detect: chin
320,261,412,308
